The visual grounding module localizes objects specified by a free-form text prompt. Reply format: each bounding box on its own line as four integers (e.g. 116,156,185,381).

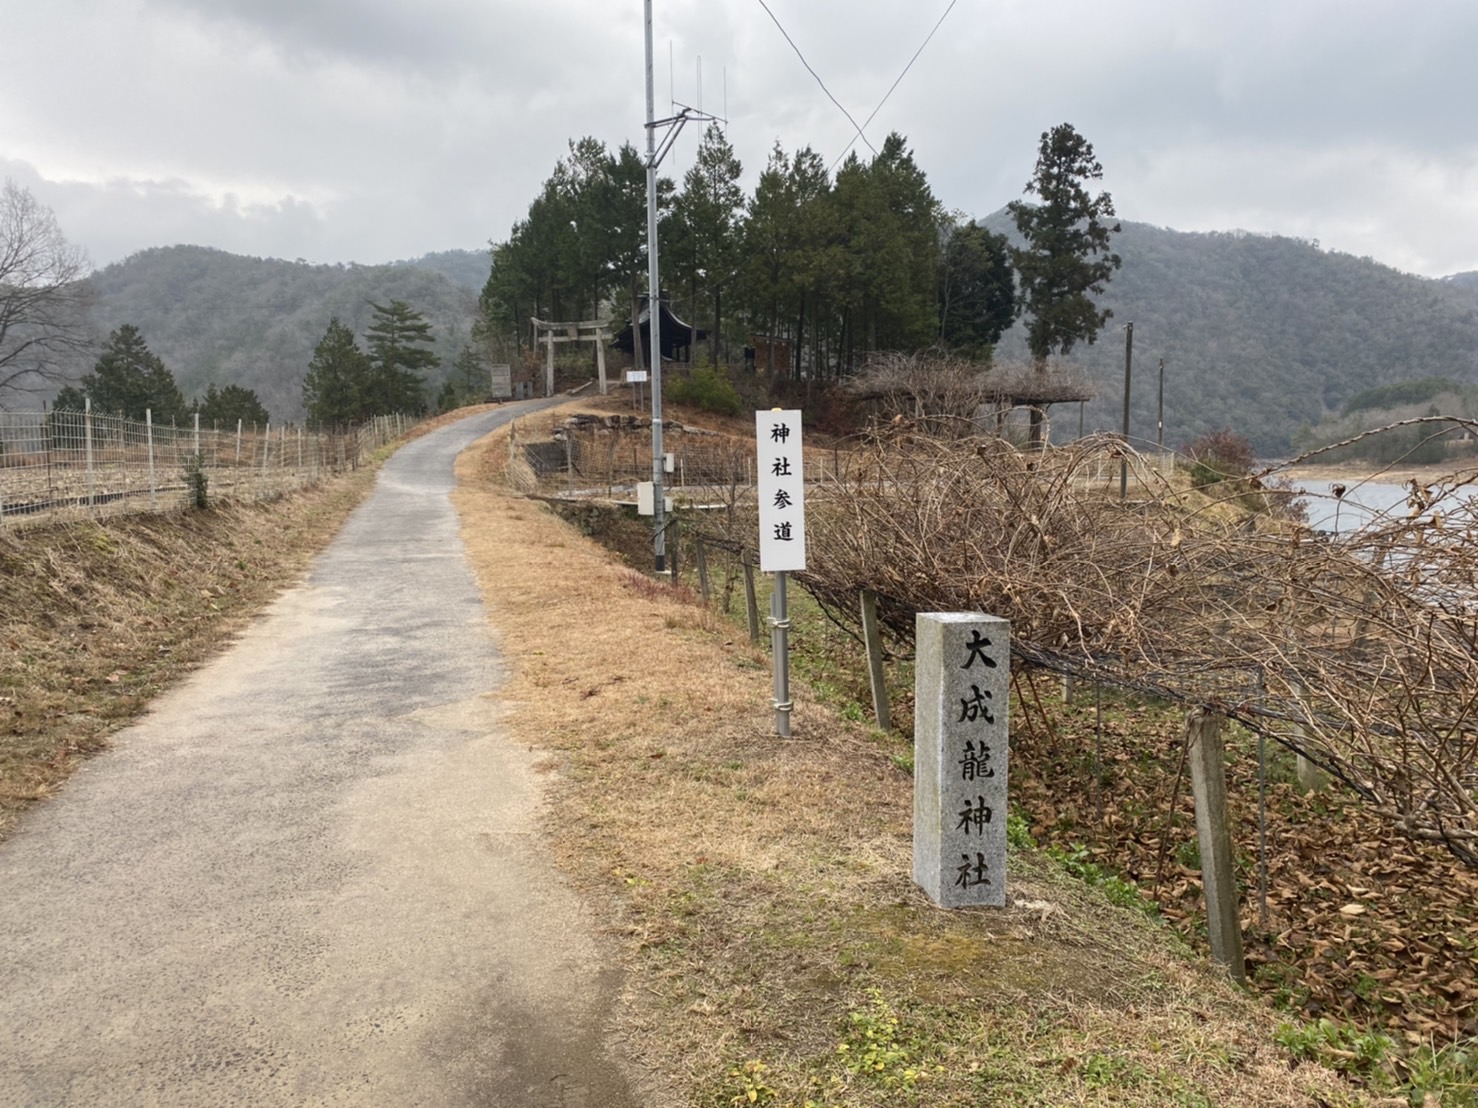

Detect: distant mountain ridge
71,246,485,422
979,213,1478,454
41,236,1478,452
390,248,490,291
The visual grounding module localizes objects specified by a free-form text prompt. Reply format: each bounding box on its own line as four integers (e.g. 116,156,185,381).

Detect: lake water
1293,479,1415,534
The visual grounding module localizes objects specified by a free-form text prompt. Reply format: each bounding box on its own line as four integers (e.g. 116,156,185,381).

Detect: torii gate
531,317,610,398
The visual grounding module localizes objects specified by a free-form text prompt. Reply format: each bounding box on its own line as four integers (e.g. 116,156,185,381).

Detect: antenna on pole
644,3,721,574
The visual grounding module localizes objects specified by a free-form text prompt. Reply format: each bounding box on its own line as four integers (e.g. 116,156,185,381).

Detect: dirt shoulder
452,415,1366,1107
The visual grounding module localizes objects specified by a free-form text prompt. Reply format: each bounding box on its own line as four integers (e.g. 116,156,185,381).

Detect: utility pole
1157,357,1165,450
1119,321,1133,501
644,0,666,573
641,4,716,573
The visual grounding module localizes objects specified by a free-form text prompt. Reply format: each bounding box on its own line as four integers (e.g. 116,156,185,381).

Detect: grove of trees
477,125,1095,382
54,324,188,424
302,301,438,424
53,324,272,427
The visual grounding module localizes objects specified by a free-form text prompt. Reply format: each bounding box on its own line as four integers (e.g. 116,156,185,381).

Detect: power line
831,0,959,171
754,0,877,158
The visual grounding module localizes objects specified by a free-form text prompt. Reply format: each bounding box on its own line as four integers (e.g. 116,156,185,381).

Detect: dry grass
0,401,506,839
453,421,1371,1107
0,468,382,838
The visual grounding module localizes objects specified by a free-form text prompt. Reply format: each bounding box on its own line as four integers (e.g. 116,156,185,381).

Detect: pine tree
303,318,370,425
668,125,744,362
194,383,269,427
938,219,1016,354
80,324,188,423
364,300,436,416
1008,123,1122,364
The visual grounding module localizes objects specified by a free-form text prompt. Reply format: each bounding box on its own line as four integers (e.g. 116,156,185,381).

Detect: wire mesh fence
0,405,414,528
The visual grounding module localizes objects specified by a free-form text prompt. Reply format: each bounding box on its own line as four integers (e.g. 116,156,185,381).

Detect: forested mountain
979,214,1478,454
37,225,1478,452
70,246,482,422
392,248,490,290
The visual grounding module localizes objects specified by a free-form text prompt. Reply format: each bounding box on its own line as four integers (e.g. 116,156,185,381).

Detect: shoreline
1273,460,1478,486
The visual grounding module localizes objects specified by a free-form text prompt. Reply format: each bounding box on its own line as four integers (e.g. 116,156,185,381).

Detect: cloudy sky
3,0,1475,277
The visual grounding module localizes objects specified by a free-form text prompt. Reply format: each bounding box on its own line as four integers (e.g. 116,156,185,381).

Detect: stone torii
530,317,611,397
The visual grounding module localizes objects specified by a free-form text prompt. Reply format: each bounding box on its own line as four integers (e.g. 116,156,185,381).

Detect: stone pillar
914,612,1011,908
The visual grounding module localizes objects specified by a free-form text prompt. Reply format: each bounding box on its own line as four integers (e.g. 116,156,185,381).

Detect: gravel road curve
0,402,642,1107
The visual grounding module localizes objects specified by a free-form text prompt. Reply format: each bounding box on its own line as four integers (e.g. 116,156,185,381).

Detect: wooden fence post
859,589,892,732
1187,710,1245,981
694,537,711,605
742,550,761,642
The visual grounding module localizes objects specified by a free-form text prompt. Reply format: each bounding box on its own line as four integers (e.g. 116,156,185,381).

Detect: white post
545,334,555,398
146,409,157,510
84,397,95,511
259,421,271,495
596,334,608,395
193,411,200,458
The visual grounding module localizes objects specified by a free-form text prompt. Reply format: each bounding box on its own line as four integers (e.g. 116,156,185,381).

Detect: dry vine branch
795,426,1478,867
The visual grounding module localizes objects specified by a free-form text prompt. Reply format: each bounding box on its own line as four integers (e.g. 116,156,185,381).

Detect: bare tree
0,180,92,402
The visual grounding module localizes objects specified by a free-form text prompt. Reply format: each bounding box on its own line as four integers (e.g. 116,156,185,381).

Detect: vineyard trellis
0,405,414,527
792,420,1478,869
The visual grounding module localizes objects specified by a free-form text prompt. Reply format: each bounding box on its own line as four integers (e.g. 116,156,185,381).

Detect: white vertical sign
757,409,806,572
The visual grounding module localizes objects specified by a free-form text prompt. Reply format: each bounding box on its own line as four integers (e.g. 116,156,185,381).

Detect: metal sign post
757,409,806,737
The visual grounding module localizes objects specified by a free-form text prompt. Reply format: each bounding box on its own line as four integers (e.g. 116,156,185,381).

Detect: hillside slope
74,246,482,422
981,214,1478,455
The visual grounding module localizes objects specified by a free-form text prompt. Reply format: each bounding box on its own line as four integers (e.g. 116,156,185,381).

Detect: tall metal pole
1119,321,1133,501
644,0,667,573
771,571,792,737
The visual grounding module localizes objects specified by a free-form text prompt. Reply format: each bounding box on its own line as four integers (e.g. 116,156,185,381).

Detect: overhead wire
830,0,959,171
753,0,877,157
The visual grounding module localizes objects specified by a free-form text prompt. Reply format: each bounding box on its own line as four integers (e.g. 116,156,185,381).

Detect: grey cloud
4,0,1477,275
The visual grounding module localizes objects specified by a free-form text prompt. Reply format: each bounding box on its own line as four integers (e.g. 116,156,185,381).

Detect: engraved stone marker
914,612,1010,908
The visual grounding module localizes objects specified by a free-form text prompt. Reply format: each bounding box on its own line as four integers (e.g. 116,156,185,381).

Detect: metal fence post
84,397,95,512
147,409,157,510
259,422,270,497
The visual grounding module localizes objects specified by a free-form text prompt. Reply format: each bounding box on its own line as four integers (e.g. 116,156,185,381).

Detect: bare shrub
796,425,1478,867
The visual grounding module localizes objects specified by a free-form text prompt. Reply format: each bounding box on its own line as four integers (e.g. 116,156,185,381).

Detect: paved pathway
0,404,640,1106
